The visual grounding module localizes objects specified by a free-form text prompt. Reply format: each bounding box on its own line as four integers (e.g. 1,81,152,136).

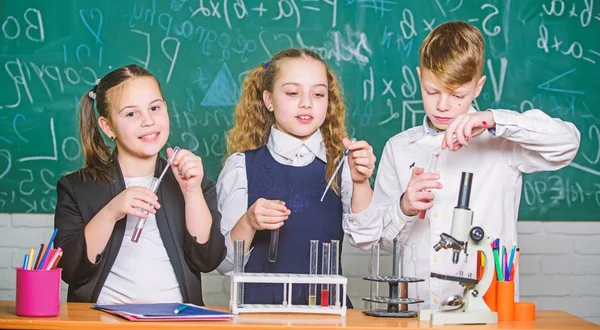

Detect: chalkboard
0,0,598,220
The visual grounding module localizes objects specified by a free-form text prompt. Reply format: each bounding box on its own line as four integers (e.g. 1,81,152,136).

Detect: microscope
419,172,498,325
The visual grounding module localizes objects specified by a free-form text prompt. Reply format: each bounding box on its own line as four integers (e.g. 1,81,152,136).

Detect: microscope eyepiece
456,172,473,209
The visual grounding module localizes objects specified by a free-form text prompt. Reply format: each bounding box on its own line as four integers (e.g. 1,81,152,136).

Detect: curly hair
226,48,347,195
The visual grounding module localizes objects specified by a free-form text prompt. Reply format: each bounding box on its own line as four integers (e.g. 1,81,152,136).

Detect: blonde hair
226,48,347,194
419,21,485,89
78,64,161,182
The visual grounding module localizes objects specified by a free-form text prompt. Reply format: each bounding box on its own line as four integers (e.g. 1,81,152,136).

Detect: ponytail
78,89,115,182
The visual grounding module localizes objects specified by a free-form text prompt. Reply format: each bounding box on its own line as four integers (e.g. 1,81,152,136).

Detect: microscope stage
430,272,478,285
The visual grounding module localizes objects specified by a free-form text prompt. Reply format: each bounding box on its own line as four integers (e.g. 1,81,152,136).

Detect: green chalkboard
0,0,598,220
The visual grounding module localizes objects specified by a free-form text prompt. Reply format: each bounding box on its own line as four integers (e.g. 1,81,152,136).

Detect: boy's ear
416,67,421,81
474,75,487,98
97,117,114,139
262,90,272,110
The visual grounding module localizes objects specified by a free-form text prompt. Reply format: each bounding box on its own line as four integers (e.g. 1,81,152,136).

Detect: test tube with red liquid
321,242,331,307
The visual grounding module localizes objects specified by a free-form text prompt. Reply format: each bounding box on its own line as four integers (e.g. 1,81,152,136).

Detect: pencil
45,248,62,271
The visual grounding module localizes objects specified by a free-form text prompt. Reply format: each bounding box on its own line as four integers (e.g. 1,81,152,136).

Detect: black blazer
54,155,226,305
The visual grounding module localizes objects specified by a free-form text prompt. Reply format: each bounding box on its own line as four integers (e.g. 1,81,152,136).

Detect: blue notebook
92,303,233,321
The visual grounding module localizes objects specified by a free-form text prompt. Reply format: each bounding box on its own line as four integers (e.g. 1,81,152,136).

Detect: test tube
309,240,319,306
399,244,408,312
389,238,399,313
131,177,160,242
268,228,279,262
369,243,380,299
411,243,420,310
132,147,180,243
418,148,448,219
330,240,340,306
321,242,331,307
233,239,245,306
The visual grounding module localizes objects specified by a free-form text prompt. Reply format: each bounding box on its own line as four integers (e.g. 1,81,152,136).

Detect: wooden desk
0,301,597,330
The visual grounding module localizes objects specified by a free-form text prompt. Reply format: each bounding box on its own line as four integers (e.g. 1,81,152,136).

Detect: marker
22,254,29,269
34,244,45,269
174,304,189,314
38,228,58,270
45,248,63,271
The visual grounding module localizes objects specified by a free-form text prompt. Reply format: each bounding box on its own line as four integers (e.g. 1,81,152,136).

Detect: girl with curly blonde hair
216,48,377,306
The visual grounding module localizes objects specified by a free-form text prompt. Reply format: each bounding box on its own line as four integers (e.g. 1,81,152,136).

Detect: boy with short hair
367,21,580,308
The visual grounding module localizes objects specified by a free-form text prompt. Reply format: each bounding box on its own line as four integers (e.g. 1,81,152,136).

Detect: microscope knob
470,226,485,242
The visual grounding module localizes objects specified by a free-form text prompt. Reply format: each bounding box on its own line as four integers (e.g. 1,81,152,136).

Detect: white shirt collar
267,126,328,163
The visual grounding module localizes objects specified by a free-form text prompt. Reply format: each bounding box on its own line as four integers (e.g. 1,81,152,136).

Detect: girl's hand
443,110,495,151
400,167,442,216
343,138,376,184
106,187,160,222
167,147,204,197
245,198,290,231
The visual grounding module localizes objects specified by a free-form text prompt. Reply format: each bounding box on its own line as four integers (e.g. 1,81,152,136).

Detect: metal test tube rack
362,239,424,317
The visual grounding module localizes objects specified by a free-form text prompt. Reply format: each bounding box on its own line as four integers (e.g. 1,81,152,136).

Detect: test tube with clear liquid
321,242,331,307
233,239,245,306
418,148,448,219
309,240,319,306
330,240,340,306
368,243,380,309
398,244,408,312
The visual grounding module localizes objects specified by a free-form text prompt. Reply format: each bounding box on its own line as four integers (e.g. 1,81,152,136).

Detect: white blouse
97,175,183,304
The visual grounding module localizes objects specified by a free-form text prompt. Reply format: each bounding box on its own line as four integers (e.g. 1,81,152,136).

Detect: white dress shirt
97,175,183,304
216,126,378,275
372,108,580,309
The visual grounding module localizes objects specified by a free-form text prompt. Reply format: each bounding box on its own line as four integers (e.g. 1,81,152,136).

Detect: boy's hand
167,147,204,197
443,111,495,151
343,138,376,184
400,167,442,216
245,198,290,231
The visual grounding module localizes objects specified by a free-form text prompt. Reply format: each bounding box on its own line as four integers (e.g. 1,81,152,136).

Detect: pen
174,304,189,314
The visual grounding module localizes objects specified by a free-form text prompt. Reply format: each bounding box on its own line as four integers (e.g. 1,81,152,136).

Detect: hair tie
88,91,97,100
264,61,269,68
